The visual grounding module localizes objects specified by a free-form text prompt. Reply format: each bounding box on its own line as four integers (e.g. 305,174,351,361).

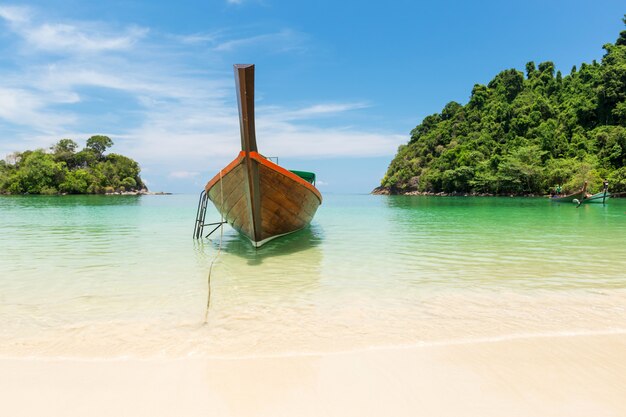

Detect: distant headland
375,15,626,197
0,136,155,195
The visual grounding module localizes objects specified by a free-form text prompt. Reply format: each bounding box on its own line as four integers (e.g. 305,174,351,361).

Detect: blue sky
0,1,624,193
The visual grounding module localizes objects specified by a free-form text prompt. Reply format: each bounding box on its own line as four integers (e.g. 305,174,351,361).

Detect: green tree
59,169,92,194
85,135,114,159
525,61,536,78
74,149,98,168
5,150,66,194
53,139,78,154
616,14,626,46
608,166,626,192
52,139,79,167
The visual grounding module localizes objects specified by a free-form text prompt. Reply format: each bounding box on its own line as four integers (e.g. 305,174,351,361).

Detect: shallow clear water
1,194,625,358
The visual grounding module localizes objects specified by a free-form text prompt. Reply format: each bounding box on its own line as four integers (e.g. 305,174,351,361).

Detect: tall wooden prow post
234,64,263,244
235,64,258,153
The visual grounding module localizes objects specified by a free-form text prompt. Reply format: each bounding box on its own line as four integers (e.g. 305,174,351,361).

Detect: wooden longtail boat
579,181,610,204
580,191,611,204
550,182,587,203
204,64,322,247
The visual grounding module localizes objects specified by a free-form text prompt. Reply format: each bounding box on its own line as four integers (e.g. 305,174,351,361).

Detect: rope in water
203,169,224,324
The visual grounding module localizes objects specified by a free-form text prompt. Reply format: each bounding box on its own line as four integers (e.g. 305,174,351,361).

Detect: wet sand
2,333,625,417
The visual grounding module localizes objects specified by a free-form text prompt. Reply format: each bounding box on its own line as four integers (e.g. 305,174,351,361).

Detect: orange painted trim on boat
249,152,322,203
205,151,322,204
205,151,245,192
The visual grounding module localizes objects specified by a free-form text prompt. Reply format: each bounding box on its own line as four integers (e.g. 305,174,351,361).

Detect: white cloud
169,171,200,179
175,32,219,44
24,23,148,53
0,5,30,23
213,29,305,52
0,5,147,53
0,87,77,132
260,128,405,158
262,102,371,121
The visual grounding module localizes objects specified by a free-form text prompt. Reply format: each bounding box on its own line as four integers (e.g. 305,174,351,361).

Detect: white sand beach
2,333,625,417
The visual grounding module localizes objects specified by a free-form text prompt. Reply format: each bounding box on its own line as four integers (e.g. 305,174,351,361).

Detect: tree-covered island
0,136,147,195
375,16,626,196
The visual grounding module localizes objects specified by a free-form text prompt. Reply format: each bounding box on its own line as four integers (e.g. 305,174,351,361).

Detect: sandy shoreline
2,333,625,417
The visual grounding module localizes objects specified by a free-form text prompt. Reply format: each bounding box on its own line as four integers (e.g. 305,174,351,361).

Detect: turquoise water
1,194,625,358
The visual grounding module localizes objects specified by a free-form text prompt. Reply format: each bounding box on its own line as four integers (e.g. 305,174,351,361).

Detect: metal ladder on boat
193,190,226,239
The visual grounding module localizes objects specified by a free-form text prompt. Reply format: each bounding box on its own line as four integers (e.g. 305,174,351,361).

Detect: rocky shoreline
371,186,541,197
372,187,624,198
103,189,172,196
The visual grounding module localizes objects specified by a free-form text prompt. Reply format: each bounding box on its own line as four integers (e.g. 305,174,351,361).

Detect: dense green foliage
0,136,146,195
380,17,626,195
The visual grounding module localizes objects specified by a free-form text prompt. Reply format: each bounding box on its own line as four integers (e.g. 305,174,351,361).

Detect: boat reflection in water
208,224,323,266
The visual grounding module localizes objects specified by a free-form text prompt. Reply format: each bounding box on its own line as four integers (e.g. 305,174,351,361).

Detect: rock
371,186,391,195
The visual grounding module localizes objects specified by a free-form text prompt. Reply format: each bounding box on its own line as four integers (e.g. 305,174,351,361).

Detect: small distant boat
551,182,587,203
203,64,322,247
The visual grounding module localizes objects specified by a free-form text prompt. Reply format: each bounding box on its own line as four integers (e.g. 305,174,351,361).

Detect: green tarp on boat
290,170,316,184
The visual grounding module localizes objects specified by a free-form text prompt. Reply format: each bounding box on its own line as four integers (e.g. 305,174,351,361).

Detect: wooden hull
551,182,588,203
550,191,586,203
581,191,611,204
205,151,322,247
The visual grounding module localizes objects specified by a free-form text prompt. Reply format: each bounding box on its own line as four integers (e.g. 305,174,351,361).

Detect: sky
0,1,624,193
